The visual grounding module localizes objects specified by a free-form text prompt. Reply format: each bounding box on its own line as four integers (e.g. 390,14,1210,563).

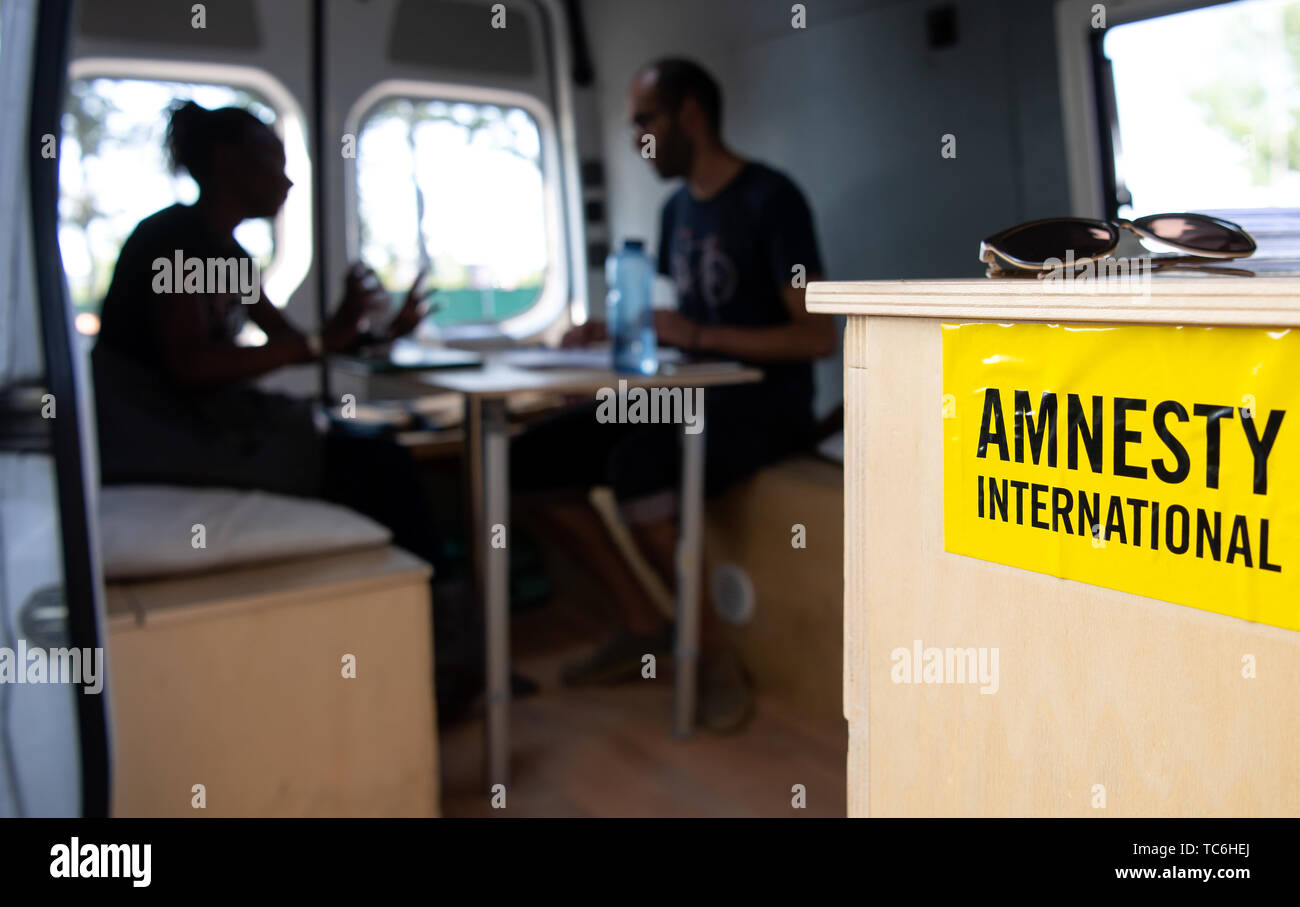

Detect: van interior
2,0,1297,820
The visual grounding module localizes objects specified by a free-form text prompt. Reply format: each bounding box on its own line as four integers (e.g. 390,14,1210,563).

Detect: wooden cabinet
106,546,439,817
809,277,1300,817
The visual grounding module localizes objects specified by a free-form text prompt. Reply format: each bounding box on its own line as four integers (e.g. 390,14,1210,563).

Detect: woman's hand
385,267,435,340
320,264,376,353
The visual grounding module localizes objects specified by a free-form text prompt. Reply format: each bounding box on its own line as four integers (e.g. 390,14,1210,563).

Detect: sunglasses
979,213,1256,275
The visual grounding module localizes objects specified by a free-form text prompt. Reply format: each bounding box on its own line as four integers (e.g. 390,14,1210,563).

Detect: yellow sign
942,322,1299,631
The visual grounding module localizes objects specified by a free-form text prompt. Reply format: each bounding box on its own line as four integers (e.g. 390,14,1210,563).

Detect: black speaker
926,5,959,49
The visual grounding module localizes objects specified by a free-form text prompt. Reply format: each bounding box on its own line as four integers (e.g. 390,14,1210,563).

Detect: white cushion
99,485,391,581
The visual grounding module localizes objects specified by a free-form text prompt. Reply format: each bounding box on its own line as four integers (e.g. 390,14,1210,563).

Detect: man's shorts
511,384,813,525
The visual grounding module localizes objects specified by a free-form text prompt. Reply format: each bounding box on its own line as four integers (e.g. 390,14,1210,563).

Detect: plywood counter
808,276,1300,817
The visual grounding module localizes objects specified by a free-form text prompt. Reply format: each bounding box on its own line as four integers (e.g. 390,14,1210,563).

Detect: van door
0,0,111,818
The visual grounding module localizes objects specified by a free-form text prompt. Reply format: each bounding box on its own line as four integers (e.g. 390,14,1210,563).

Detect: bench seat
105,545,439,817
706,455,844,721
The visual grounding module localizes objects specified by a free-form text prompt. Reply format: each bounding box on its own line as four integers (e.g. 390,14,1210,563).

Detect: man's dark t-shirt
514,162,825,505
656,161,824,424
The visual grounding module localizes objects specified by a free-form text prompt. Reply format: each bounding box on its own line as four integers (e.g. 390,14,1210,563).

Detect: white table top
413,354,763,399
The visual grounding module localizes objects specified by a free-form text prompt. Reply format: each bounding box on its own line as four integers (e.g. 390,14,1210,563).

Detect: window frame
63,57,313,309
344,78,567,341
1054,0,1235,216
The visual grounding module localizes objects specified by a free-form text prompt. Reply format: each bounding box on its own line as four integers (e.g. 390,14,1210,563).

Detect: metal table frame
425,361,760,788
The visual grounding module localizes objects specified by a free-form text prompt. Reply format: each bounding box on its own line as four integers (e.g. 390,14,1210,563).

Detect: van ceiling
76,0,540,79
388,0,535,77
77,0,262,49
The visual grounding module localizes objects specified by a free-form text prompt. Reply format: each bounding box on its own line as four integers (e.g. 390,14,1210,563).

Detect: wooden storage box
706,456,844,720
105,546,439,817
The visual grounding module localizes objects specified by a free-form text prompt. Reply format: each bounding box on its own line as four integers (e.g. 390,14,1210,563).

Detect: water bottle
606,239,658,375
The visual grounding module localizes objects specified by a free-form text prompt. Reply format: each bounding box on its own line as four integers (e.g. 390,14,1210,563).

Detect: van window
58,75,307,335
353,95,550,328
1102,0,1300,240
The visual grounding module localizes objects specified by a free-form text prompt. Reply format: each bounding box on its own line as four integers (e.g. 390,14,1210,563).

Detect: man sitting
513,57,835,732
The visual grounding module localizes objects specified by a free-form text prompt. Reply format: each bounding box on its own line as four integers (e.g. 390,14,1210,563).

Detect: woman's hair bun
166,100,213,179
165,100,265,188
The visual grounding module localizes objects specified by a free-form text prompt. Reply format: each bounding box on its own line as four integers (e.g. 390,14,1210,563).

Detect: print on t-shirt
655,161,824,412
669,228,739,310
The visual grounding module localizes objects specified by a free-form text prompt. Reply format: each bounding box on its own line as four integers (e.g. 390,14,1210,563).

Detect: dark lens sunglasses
979,213,1256,272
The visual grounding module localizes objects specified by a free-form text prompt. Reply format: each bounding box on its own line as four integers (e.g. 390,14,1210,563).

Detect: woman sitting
92,100,492,721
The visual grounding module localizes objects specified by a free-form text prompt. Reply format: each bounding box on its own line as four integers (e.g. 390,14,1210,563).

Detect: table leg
674,415,705,738
468,396,511,789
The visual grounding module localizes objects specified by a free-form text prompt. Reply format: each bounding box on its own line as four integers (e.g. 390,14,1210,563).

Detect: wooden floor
438,541,848,818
